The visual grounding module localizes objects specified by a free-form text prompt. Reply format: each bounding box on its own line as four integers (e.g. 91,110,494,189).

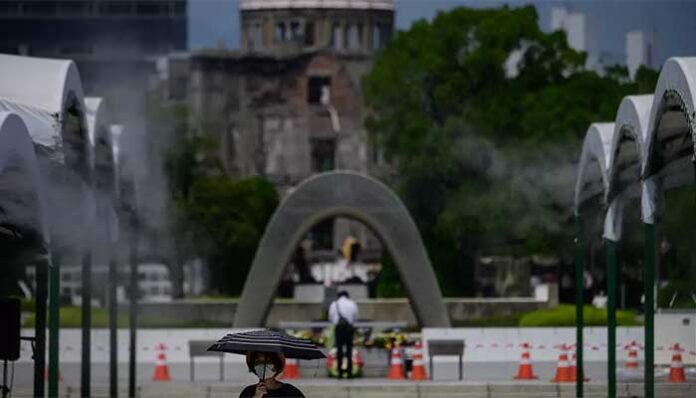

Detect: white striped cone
514,344,537,380
152,352,171,381
625,349,639,368
557,355,569,367
570,351,589,381
410,341,427,380
387,346,405,379
391,349,403,365
521,351,531,365
669,345,686,383
552,346,572,383
283,358,300,379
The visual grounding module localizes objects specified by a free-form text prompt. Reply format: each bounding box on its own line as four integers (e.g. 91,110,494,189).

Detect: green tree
154,101,280,296
184,175,278,295
363,6,658,296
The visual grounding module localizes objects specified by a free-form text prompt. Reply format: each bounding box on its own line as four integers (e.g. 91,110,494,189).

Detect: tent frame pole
644,223,655,398
606,239,617,398
108,252,118,398
128,220,139,398
575,216,585,398
48,251,60,397
33,256,49,398
81,249,92,397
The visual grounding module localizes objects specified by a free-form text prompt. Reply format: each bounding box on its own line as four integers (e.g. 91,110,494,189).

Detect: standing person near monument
329,290,359,379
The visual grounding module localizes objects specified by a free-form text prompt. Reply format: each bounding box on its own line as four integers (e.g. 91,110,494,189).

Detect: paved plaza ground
9,362,696,397
8,379,696,398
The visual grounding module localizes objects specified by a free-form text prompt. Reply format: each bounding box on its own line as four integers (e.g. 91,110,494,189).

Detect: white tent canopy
0,98,59,155
644,57,696,176
641,57,696,223
604,95,654,233
0,111,48,243
105,124,124,244
0,54,85,116
0,54,89,174
574,123,615,213
610,95,653,183
85,97,120,247
85,97,116,189
109,124,124,174
579,57,696,231
0,54,94,248
85,97,102,164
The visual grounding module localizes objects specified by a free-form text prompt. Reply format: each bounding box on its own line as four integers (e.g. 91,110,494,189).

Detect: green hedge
519,304,639,327
453,313,523,327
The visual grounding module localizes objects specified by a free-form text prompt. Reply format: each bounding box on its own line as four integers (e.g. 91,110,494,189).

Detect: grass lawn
22,306,214,328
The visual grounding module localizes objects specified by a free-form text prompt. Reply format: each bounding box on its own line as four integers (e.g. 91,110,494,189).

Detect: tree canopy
162,119,279,296
363,5,658,296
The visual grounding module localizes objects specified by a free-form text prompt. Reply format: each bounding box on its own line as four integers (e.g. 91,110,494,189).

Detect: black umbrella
208,329,326,360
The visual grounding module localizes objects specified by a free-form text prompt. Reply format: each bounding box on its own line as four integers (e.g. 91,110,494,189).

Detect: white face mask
254,363,275,379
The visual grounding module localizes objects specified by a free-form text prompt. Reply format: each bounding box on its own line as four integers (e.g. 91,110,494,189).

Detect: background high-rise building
550,6,601,72
626,30,653,79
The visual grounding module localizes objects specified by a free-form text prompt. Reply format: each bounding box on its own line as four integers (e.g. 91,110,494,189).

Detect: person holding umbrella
208,329,325,397
240,352,304,397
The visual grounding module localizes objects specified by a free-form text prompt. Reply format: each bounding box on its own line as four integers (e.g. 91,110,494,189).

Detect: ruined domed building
239,0,394,52
154,0,395,269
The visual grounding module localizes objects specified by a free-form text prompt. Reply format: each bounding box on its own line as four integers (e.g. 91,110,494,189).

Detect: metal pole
606,239,617,398
644,223,655,398
48,251,61,397
108,254,118,398
128,222,139,398
3,359,8,398
81,250,92,397
575,216,584,398
33,256,48,398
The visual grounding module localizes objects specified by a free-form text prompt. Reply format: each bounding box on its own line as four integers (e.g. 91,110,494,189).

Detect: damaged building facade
154,0,395,264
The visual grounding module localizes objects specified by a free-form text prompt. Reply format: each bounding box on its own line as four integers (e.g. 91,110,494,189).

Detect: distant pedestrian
329,290,358,379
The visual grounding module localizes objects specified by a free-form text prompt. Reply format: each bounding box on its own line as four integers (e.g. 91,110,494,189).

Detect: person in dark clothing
329,290,358,379
239,352,305,398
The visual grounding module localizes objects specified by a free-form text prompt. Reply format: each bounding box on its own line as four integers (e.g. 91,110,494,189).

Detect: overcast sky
188,0,696,68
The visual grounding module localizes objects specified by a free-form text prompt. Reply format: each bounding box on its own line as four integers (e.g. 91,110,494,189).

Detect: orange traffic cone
551,344,573,383
625,342,639,369
668,344,686,383
569,350,589,381
152,352,171,381
410,341,427,381
513,343,538,380
387,344,405,380
282,358,300,379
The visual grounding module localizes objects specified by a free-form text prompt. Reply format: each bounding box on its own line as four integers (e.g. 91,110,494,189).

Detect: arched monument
233,171,451,327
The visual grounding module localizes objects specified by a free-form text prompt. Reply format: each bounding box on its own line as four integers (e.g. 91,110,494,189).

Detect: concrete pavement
9,362,696,397
8,379,696,398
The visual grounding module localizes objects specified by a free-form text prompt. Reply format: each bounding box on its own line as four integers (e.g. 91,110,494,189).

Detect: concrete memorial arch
233,171,451,328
